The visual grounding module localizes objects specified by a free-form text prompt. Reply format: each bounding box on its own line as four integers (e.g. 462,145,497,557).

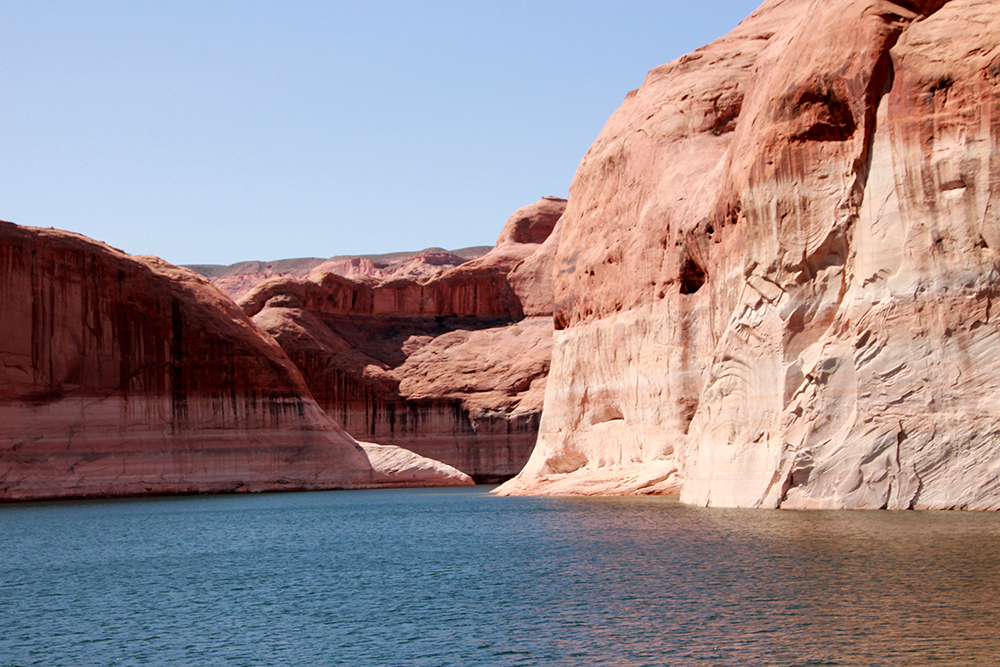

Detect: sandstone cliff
0,221,471,501
193,247,490,301
245,198,565,482
498,0,1000,509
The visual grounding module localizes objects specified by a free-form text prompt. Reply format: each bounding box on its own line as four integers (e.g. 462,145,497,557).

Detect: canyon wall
0,222,471,501
499,0,1000,509
245,198,564,482
192,247,490,302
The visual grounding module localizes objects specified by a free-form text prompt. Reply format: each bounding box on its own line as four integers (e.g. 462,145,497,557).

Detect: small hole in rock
679,258,707,294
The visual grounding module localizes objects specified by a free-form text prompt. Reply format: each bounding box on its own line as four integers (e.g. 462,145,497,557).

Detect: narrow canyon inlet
6,0,1000,663
2,488,999,666
5,0,1000,507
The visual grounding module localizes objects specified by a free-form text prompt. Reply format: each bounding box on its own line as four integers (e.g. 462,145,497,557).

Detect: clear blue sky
1,1,762,266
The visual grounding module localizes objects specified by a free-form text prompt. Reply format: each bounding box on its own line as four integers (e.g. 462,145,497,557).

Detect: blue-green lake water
2,486,999,666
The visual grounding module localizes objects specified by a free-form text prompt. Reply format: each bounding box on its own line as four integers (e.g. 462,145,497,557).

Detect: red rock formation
509,215,563,317
465,197,566,317
247,198,566,481
188,258,326,301
198,248,489,301
240,264,524,321
499,0,1000,510
0,221,471,501
495,196,564,246
307,256,382,281
211,270,291,302
305,250,473,285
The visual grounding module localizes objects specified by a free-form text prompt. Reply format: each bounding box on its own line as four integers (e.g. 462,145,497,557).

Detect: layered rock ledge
0,221,471,501
244,198,565,482
498,0,1000,509
190,247,491,302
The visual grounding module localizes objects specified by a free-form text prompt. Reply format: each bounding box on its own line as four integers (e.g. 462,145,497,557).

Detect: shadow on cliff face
244,198,566,484
320,315,505,370
0,221,392,501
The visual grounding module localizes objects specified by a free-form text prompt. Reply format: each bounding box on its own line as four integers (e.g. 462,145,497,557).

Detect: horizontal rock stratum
0,221,471,501
242,198,565,482
498,0,1000,509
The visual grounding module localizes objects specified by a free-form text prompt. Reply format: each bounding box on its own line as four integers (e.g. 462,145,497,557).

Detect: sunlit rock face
0,222,471,501
498,0,1000,509
197,249,488,303
245,198,565,482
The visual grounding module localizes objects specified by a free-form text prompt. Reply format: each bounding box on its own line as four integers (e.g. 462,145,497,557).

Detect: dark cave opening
679,258,707,294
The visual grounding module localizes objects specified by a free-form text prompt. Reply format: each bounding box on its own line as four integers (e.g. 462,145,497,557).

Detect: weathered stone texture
0,222,471,501
248,199,565,482
499,0,1000,509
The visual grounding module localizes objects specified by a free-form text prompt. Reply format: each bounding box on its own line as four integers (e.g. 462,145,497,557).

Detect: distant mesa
186,246,492,302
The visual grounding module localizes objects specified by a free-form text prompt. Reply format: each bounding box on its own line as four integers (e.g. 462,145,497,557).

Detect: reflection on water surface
2,488,998,666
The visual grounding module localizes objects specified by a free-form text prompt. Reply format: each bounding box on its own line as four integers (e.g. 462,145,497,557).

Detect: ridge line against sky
1,1,763,266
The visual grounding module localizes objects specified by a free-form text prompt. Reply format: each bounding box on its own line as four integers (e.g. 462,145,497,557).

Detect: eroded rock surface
192,247,490,301
0,222,471,501
246,198,565,482
498,0,1000,509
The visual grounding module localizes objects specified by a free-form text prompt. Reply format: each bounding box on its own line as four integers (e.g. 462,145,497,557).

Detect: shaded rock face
0,222,471,501
242,264,525,321
499,0,1000,509
246,198,565,482
495,197,564,245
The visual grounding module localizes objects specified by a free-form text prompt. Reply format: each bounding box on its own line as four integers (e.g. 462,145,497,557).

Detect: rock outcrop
246,198,566,482
0,221,471,501
307,249,473,285
498,0,1000,509
191,247,491,301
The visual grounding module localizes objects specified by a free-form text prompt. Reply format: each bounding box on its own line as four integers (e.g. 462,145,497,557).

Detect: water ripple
1,489,999,666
